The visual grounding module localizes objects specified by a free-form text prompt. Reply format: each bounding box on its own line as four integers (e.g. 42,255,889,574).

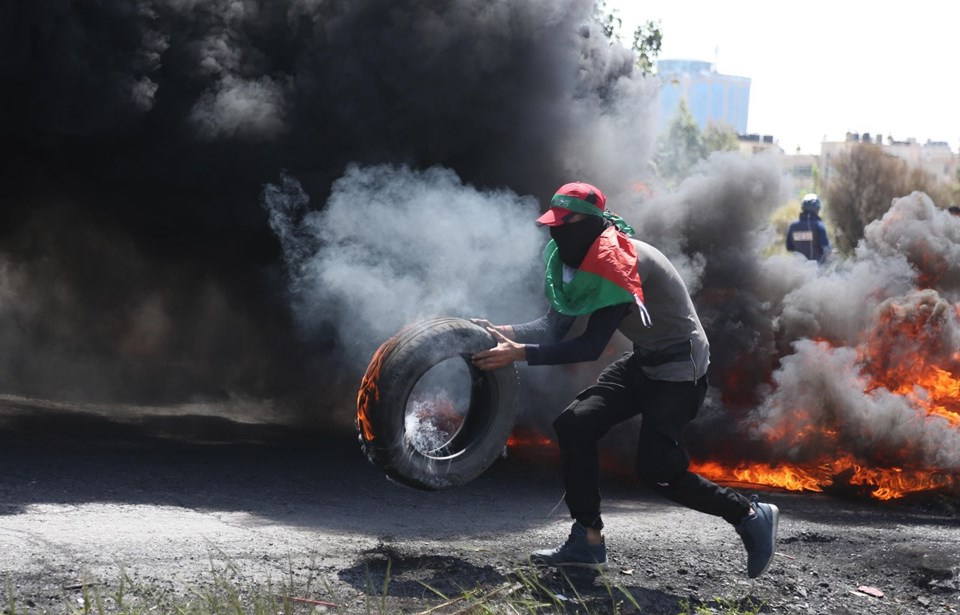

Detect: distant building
781,153,818,196
820,132,959,191
656,59,750,134
737,133,780,156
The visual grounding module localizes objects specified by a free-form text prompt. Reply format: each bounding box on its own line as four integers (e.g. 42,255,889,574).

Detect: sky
610,0,960,155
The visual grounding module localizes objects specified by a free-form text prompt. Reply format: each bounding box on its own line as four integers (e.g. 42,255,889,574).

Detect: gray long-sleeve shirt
513,239,709,382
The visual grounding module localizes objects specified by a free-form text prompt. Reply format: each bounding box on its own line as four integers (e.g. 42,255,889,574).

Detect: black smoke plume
0,0,654,421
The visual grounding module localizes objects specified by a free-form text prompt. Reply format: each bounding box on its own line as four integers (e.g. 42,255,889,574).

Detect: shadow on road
0,401,611,538
2,398,957,540
339,545,506,598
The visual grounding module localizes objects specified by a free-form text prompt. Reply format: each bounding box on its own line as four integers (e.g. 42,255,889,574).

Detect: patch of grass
6,559,764,615
362,556,391,615
677,594,766,615
5,562,345,615
5,577,16,615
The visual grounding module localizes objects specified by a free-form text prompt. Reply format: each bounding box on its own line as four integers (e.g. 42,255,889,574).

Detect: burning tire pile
356,317,519,490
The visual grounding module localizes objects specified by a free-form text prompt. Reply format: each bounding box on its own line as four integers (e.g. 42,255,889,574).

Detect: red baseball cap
536,182,607,226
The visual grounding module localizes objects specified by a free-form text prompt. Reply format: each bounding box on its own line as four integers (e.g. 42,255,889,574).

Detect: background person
786,193,831,262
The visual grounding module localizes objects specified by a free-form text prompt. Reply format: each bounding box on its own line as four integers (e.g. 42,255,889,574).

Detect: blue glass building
657,59,750,134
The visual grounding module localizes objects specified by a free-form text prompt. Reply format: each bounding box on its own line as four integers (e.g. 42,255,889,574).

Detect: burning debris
688,193,960,500
863,290,960,429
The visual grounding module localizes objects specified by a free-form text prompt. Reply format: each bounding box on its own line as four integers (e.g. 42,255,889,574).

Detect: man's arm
525,303,629,365
509,309,578,343
471,308,576,344
472,303,629,370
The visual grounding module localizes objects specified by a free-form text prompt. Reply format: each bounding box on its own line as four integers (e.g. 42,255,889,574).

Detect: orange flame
697,293,960,501
356,338,395,442
691,457,956,500
860,294,960,427
690,460,824,494
506,430,554,448
883,365,960,427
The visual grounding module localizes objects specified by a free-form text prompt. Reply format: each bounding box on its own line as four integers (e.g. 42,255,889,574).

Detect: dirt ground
1,398,959,615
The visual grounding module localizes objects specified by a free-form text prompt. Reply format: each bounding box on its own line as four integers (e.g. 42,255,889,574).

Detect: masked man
472,182,779,578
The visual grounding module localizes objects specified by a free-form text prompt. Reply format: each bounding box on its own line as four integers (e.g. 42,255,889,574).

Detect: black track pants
551,353,752,529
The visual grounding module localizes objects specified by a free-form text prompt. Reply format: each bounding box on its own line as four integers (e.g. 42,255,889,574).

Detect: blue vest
787,213,827,261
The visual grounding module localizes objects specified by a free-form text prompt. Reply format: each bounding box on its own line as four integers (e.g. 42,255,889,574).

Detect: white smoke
697,192,960,473
773,192,960,346
191,75,289,140
749,339,960,470
774,254,917,343
263,164,546,366
861,191,960,294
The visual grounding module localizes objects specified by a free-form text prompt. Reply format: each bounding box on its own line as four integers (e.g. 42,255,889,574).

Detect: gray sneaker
532,522,607,569
736,495,780,578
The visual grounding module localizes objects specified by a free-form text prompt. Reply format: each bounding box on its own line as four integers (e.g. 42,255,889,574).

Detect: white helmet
801,194,821,213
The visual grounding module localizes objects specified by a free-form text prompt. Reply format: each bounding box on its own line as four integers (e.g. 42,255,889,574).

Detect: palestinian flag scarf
544,226,651,325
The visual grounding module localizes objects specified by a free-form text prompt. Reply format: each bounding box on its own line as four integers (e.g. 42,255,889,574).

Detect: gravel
1,403,958,614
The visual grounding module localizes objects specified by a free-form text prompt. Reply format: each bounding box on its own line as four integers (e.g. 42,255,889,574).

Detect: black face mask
550,216,607,268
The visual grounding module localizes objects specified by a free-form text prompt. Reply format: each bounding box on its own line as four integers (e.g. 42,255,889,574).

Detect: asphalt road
1,399,959,614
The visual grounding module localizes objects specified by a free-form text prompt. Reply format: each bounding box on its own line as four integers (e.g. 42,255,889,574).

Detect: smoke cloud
262,164,545,367
748,338,960,470
3,0,957,486
690,192,960,474
0,0,655,414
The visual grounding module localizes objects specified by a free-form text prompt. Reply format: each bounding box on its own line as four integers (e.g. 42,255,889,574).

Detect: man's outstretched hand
471,325,525,371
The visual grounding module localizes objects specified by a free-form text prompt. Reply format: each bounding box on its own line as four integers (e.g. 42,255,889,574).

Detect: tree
904,166,954,209
703,123,740,153
653,100,706,185
630,19,663,75
826,144,955,252
592,1,662,75
652,107,743,186
592,0,621,40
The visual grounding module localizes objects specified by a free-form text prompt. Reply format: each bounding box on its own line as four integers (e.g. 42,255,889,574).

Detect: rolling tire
357,317,520,490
